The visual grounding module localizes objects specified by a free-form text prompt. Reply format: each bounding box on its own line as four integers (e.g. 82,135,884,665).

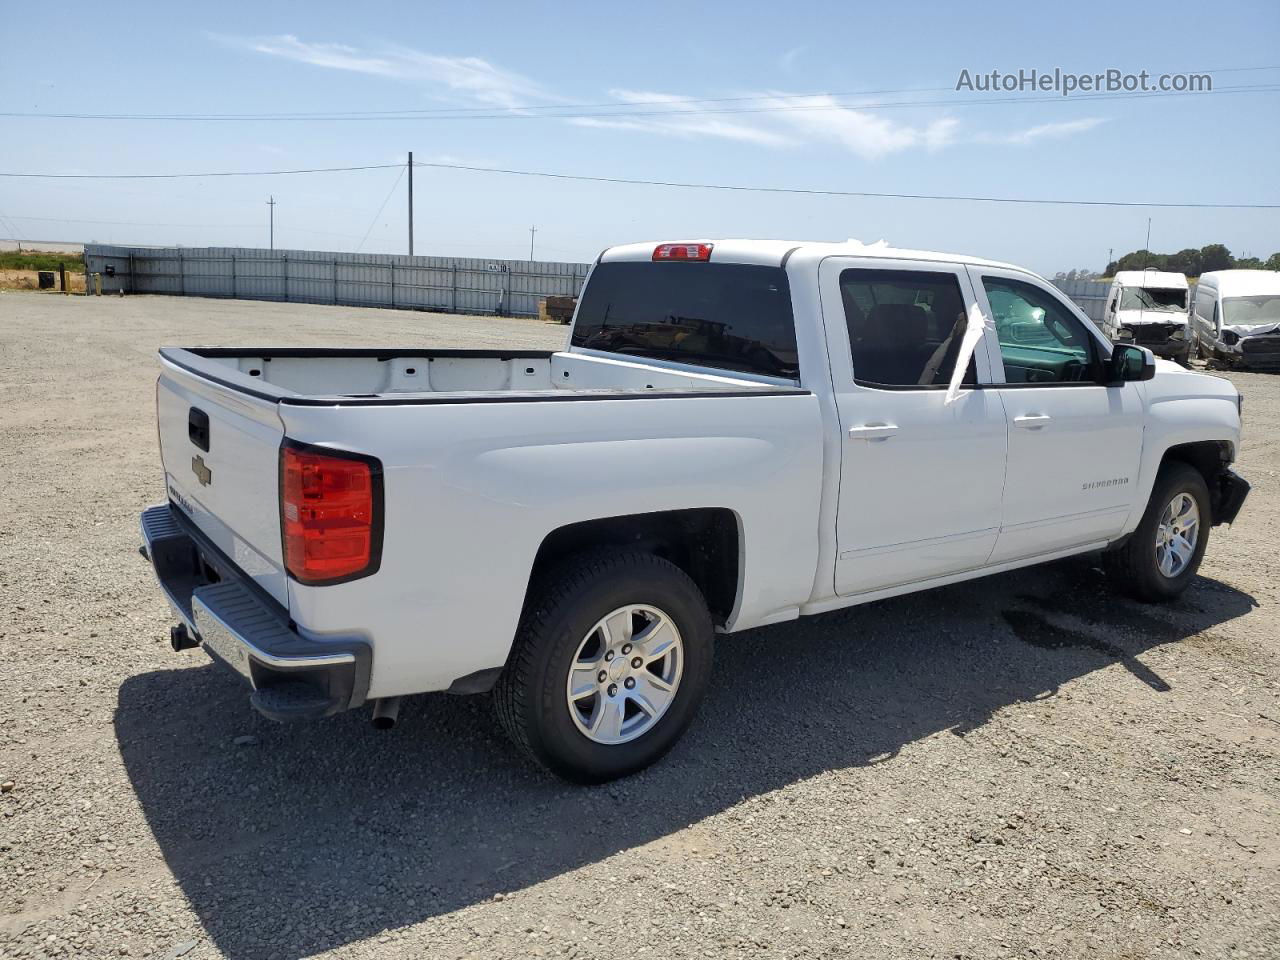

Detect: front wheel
494,551,714,783
1105,463,1210,602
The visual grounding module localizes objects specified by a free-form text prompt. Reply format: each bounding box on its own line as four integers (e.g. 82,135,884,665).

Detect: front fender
1121,387,1239,537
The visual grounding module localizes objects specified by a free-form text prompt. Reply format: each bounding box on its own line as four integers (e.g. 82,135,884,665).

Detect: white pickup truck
140,239,1250,782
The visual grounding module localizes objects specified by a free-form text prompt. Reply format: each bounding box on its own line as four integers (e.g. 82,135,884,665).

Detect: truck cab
1104,269,1191,365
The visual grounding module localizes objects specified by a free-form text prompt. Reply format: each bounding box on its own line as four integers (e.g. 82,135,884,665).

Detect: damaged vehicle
1104,269,1192,365
139,239,1249,782
1191,269,1280,370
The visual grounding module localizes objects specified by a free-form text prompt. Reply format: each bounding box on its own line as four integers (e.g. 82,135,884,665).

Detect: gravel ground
1,292,1277,960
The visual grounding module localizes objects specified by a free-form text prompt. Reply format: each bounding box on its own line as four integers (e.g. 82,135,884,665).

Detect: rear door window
571,262,798,378
839,268,976,388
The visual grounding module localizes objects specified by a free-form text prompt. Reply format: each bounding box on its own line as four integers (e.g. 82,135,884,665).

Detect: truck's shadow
115,558,1255,960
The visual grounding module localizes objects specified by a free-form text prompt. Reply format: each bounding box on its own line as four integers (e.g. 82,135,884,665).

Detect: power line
410,160,1280,210
2,65,1275,120
356,164,407,252
2,160,1273,209
3,81,1277,122
0,209,23,243
1,212,365,239
0,163,402,180
6,213,261,227
0,83,962,120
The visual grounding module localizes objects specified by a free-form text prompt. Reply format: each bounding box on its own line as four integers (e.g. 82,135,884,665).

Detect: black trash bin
37,271,55,289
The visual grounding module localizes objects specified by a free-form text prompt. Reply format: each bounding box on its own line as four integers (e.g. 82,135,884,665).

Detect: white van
1191,270,1280,370
1104,269,1191,365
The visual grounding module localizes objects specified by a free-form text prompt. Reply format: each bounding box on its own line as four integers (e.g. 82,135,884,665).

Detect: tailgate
156,365,289,606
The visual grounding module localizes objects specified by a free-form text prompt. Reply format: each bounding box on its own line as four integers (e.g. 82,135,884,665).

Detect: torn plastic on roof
945,302,994,404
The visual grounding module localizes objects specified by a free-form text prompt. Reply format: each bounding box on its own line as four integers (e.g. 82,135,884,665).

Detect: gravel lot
2,292,1278,960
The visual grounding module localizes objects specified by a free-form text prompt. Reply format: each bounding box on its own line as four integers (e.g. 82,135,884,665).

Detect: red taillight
280,442,383,585
653,242,713,262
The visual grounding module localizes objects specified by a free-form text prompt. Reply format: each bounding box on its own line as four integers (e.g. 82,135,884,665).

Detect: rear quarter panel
278,392,824,698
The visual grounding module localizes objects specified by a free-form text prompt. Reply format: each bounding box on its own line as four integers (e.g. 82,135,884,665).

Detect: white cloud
221,36,1097,160
983,117,1107,145
221,34,550,109
565,90,965,158
763,95,960,159
568,116,789,146
567,89,791,147
567,90,1101,159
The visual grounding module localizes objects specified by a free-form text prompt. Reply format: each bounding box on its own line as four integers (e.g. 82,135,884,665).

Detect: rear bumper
139,504,371,721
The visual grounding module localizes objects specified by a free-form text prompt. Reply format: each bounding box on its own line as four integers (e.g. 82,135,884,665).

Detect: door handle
847,423,899,440
1013,414,1052,429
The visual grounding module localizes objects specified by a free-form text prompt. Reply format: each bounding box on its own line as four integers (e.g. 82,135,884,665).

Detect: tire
1104,463,1211,602
494,550,714,783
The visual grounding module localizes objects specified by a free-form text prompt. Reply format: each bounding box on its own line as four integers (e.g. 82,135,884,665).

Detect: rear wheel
495,551,714,783
1105,463,1210,602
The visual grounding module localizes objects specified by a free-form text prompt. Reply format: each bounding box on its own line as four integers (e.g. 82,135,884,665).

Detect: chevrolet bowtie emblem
191,455,212,487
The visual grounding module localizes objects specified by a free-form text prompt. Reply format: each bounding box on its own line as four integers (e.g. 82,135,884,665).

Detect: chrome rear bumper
139,504,370,720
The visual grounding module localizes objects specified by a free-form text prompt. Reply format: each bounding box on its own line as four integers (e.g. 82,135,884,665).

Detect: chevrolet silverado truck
140,239,1250,783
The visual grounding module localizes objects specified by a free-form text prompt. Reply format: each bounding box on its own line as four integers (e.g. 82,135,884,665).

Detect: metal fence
82,244,590,317
1052,277,1112,323
83,242,1113,326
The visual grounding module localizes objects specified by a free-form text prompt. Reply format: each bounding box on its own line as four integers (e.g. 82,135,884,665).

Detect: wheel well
1159,440,1233,519
1159,440,1231,487
526,509,740,626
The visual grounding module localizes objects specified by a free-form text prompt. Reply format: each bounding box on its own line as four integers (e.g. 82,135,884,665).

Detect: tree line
1104,244,1280,278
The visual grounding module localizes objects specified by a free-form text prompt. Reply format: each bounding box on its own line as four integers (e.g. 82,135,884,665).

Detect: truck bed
159,346,798,404
154,343,820,698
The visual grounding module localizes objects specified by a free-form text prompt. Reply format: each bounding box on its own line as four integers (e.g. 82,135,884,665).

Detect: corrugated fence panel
89,243,1102,324
82,244,590,317
1052,278,1112,323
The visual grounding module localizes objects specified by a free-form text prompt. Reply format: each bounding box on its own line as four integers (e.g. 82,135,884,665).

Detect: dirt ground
1,293,1277,960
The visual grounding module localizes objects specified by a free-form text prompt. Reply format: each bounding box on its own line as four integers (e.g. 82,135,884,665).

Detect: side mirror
1105,344,1155,385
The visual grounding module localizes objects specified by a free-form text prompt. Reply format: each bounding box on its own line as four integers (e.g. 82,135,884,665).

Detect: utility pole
1144,218,1152,268
407,152,414,256
529,225,537,261
267,196,276,251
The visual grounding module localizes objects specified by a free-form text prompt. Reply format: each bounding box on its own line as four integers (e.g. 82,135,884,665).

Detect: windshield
1222,294,1280,328
1119,286,1186,312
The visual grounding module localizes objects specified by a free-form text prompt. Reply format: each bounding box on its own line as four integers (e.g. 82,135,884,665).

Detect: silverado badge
191,455,212,487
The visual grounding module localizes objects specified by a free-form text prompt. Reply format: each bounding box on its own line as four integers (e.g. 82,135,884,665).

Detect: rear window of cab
571,261,799,379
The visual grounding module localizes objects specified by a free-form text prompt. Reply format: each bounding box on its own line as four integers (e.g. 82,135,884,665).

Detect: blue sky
2,0,1276,273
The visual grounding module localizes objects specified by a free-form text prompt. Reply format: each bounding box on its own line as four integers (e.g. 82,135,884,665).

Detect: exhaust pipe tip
169,623,199,652
371,697,402,730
